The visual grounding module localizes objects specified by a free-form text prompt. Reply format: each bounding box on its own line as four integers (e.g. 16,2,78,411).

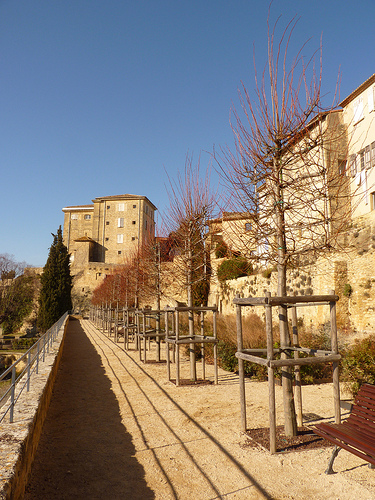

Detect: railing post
43,336,46,362
27,351,31,391
36,341,40,374
10,366,16,423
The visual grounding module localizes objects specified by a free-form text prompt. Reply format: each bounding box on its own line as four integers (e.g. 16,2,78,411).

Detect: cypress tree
38,227,72,331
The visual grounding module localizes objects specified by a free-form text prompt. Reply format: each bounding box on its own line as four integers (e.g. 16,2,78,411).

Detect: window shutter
365,145,371,169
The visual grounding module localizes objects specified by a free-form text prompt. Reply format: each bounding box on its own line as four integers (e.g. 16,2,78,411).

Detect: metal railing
0,312,69,423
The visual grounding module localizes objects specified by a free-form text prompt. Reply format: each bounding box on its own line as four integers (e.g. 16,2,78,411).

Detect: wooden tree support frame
164,305,219,387
234,291,341,454
90,305,139,351
135,308,166,363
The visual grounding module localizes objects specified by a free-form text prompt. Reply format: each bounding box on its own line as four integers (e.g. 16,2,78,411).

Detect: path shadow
86,321,273,500
24,317,154,500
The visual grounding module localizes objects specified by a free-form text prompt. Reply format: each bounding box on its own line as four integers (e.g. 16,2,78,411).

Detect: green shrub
341,335,375,397
215,240,229,258
11,338,36,350
217,257,251,282
343,284,352,297
262,268,272,279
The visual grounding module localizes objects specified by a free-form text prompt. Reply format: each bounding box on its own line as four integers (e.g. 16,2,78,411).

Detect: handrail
0,311,69,423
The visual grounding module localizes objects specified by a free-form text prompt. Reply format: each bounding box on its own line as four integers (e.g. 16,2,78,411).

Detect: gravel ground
23,317,375,500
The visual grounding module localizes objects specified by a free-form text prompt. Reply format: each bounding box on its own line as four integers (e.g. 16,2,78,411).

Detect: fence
0,312,69,423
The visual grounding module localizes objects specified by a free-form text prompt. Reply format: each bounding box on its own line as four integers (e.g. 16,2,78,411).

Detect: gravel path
24,317,375,499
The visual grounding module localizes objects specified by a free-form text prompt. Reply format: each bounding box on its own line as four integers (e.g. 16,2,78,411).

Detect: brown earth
23,317,375,499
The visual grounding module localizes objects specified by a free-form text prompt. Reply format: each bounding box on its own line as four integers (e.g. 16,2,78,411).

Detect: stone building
206,74,375,333
340,74,375,218
62,194,157,306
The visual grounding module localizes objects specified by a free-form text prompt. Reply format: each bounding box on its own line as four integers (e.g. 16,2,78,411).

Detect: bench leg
325,446,341,475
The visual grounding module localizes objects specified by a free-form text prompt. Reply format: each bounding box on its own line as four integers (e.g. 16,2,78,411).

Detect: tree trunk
275,158,298,437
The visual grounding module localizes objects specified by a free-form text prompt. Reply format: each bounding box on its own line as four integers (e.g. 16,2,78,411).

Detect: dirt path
24,318,375,499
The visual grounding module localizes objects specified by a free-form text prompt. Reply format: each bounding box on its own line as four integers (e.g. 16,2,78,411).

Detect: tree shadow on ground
24,317,154,500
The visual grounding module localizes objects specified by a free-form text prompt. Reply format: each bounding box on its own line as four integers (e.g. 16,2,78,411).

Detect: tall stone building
62,194,157,307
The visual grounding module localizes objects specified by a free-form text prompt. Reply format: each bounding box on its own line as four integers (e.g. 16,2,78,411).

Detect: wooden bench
314,383,375,474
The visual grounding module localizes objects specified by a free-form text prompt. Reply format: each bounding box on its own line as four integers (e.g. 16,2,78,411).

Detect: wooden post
265,291,276,454
201,309,205,380
236,298,246,432
172,311,176,364
165,309,171,381
213,308,218,385
176,310,180,386
330,290,341,424
156,310,161,362
291,297,303,428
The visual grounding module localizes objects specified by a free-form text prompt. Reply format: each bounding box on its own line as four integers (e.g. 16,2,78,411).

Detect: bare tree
0,254,28,280
164,155,217,380
216,14,351,436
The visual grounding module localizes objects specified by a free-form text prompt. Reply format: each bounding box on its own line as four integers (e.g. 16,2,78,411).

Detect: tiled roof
339,74,375,108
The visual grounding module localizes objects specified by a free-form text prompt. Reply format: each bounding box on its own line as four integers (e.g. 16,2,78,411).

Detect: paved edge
0,317,69,500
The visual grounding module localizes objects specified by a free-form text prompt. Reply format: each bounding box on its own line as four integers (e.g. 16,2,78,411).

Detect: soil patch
244,425,334,453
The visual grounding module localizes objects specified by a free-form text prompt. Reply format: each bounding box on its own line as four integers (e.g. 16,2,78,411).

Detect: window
117,203,124,211
71,214,78,220
360,150,365,170
84,214,91,220
106,221,109,225
145,205,148,214
365,146,371,169
245,222,252,231
132,237,136,241
118,218,124,228
117,234,124,244
105,237,109,241
145,220,148,229
338,159,347,175
371,142,375,167
133,204,136,208
353,97,364,123
107,205,110,209
118,250,122,255
371,192,375,211
349,154,356,177
132,220,136,225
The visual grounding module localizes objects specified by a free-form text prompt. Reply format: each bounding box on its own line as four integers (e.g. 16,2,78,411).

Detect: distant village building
62,194,157,306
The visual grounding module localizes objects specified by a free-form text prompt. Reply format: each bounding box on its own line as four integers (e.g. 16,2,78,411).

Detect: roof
62,204,94,212
74,236,95,243
339,73,375,108
93,194,157,210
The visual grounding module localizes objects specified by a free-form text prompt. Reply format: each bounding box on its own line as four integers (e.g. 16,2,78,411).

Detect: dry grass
217,313,279,349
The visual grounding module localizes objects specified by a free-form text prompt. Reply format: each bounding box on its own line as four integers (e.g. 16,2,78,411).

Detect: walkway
23,318,375,500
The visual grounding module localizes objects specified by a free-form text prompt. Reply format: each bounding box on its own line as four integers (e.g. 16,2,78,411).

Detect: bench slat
315,422,375,457
349,413,375,431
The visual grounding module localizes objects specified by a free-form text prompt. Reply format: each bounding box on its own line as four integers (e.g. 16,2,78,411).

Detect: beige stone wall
207,211,375,334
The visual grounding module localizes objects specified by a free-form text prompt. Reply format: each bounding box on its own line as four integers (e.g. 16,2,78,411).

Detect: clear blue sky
0,0,374,267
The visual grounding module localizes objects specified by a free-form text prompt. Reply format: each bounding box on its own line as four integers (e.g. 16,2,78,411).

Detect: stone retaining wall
0,318,69,500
